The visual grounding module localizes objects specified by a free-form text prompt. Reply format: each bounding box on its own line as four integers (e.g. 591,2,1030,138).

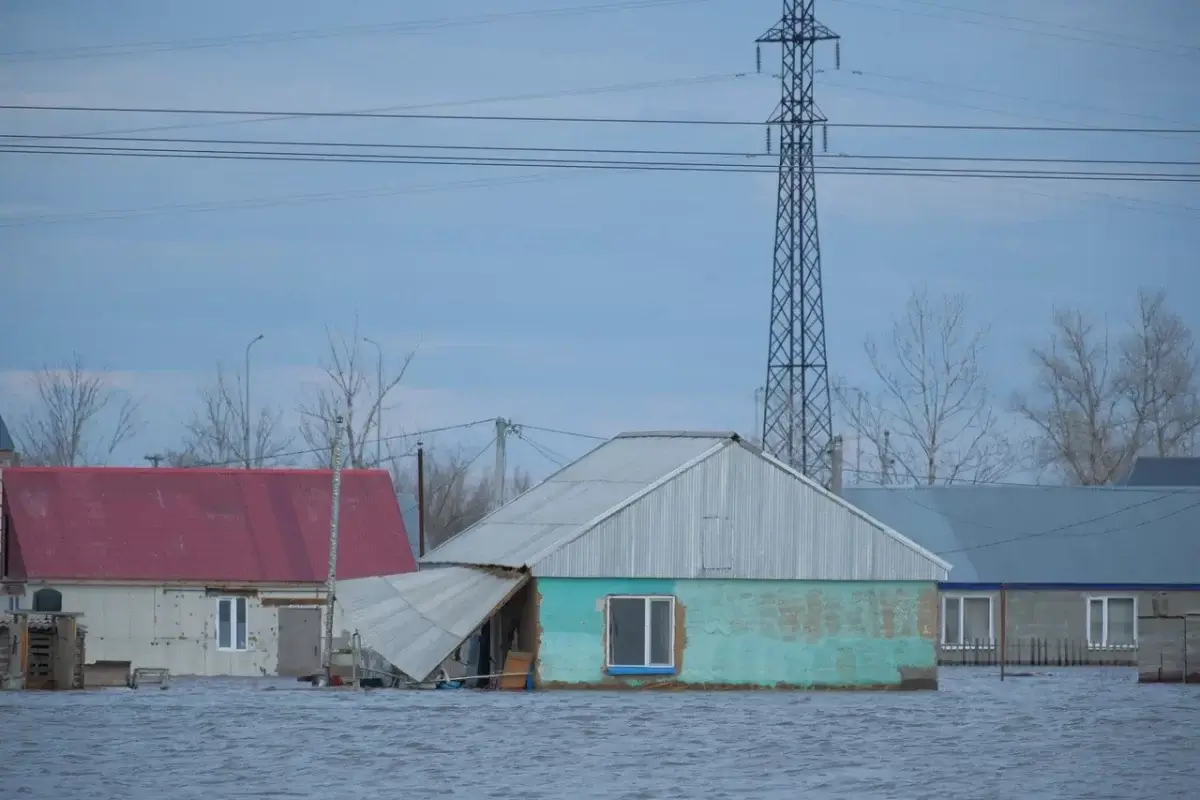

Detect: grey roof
844,486,1200,585
0,412,13,452
423,431,949,575
423,431,729,569
1119,456,1200,487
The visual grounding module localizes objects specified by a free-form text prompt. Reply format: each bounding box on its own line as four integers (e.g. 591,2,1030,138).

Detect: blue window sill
606,665,676,676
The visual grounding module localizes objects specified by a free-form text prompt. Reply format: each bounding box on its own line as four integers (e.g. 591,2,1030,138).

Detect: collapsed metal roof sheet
337,565,528,682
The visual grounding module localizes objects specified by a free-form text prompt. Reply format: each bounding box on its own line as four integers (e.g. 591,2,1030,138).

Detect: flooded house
0,466,414,680
340,431,951,690
845,467,1200,669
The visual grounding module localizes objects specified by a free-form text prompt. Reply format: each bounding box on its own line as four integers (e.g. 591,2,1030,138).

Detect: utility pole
756,1,840,485
828,435,843,495
144,454,163,468
244,334,264,469
881,430,892,486
416,441,427,558
363,336,383,468
493,417,508,511
855,388,864,484
322,414,345,686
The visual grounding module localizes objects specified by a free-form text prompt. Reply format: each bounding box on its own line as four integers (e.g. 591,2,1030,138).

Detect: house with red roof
0,466,415,679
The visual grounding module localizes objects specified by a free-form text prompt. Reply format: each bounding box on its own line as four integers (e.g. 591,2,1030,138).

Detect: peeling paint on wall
537,578,939,690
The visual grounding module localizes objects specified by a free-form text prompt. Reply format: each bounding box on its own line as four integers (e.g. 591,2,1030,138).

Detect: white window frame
605,594,676,673
941,594,995,648
1086,595,1138,649
216,596,249,652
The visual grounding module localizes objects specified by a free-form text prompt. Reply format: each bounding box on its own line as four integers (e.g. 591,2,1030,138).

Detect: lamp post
363,336,383,468
244,334,264,468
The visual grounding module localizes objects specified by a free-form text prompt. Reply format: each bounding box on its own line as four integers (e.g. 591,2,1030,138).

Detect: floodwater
1,668,1197,799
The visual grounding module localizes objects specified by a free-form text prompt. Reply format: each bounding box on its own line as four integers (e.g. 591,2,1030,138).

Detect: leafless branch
834,287,1014,486
1014,289,1199,484
388,440,532,550
172,363,294,468
14,353,142,466
298,322,417,468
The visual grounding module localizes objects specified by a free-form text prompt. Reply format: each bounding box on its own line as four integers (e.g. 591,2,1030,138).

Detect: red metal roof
1,466,416,583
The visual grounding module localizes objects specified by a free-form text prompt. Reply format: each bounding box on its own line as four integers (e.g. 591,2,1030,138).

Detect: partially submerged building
1,466,414,679
340,431,950,690
845,482,1200,667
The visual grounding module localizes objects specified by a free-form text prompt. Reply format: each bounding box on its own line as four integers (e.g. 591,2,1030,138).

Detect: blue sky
1,0,1198,478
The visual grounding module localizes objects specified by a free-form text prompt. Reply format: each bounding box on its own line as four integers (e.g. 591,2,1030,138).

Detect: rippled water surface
2,668,1197,799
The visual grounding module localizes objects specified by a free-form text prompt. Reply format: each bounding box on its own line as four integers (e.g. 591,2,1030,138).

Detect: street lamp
363,337,383,468
244,334,264,468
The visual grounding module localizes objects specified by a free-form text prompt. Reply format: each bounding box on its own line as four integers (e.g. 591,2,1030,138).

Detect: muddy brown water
1,667,1196,799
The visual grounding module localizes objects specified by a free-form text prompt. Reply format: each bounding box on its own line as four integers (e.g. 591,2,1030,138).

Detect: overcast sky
2,0,1198,478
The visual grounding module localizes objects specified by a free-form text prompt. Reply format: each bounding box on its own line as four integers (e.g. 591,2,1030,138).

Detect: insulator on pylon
756,44,762,74
822,124,828,152
835,41,841,69
766,126,772,154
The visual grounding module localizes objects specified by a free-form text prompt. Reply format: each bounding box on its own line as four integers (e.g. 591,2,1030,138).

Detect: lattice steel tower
756,0,839,484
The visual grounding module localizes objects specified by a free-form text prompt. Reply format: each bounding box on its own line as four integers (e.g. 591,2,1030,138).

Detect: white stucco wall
11,582,354,677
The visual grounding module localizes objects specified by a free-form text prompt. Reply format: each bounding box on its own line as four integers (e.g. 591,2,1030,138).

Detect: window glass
1089,598,1104,644
649,599,672,665
962,597,991,644
608,598,646,666
1106,598,1135,646
235,597,248,650
943,597,961,644
218,598,232,649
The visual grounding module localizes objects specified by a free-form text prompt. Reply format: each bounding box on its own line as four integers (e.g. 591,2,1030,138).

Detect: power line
401,437,496,517
0,172,568,227
4,143,1196,182
0,0,717,63
55,72,751,140
5,104,1200,134
6,134,1198,168
831,0,1200,59
514,423,607,441
180,418,496,468
516,430,568,467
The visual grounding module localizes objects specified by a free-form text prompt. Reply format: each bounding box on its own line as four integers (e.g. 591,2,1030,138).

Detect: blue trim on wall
940,582,1200,591
606,665,676,676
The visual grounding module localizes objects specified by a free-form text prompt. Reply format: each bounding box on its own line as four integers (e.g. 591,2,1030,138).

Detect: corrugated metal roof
3,466,415,582
535,440,949,580
421,433,726,568
844,486,1200,584
1119,457,1200,487
337,565,527,681
424,431,947,580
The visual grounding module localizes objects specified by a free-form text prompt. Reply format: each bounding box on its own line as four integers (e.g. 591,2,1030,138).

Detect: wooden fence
939,639,1137,667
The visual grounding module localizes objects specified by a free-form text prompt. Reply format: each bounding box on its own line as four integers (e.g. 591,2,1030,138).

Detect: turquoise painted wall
536,578,938,688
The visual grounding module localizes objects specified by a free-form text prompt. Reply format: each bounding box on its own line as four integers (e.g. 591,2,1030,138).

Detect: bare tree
15,353,141,465
171,364,294,468
834,287,1014,486
298,324,416,468
1015,289,1199,484
389,442,534,550
1125,290,1200,457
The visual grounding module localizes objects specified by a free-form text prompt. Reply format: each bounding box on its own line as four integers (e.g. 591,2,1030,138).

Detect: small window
32,588,63,613
1087,596,1136,648
942,595,993,647
216,596,249,651
606,595,675,675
